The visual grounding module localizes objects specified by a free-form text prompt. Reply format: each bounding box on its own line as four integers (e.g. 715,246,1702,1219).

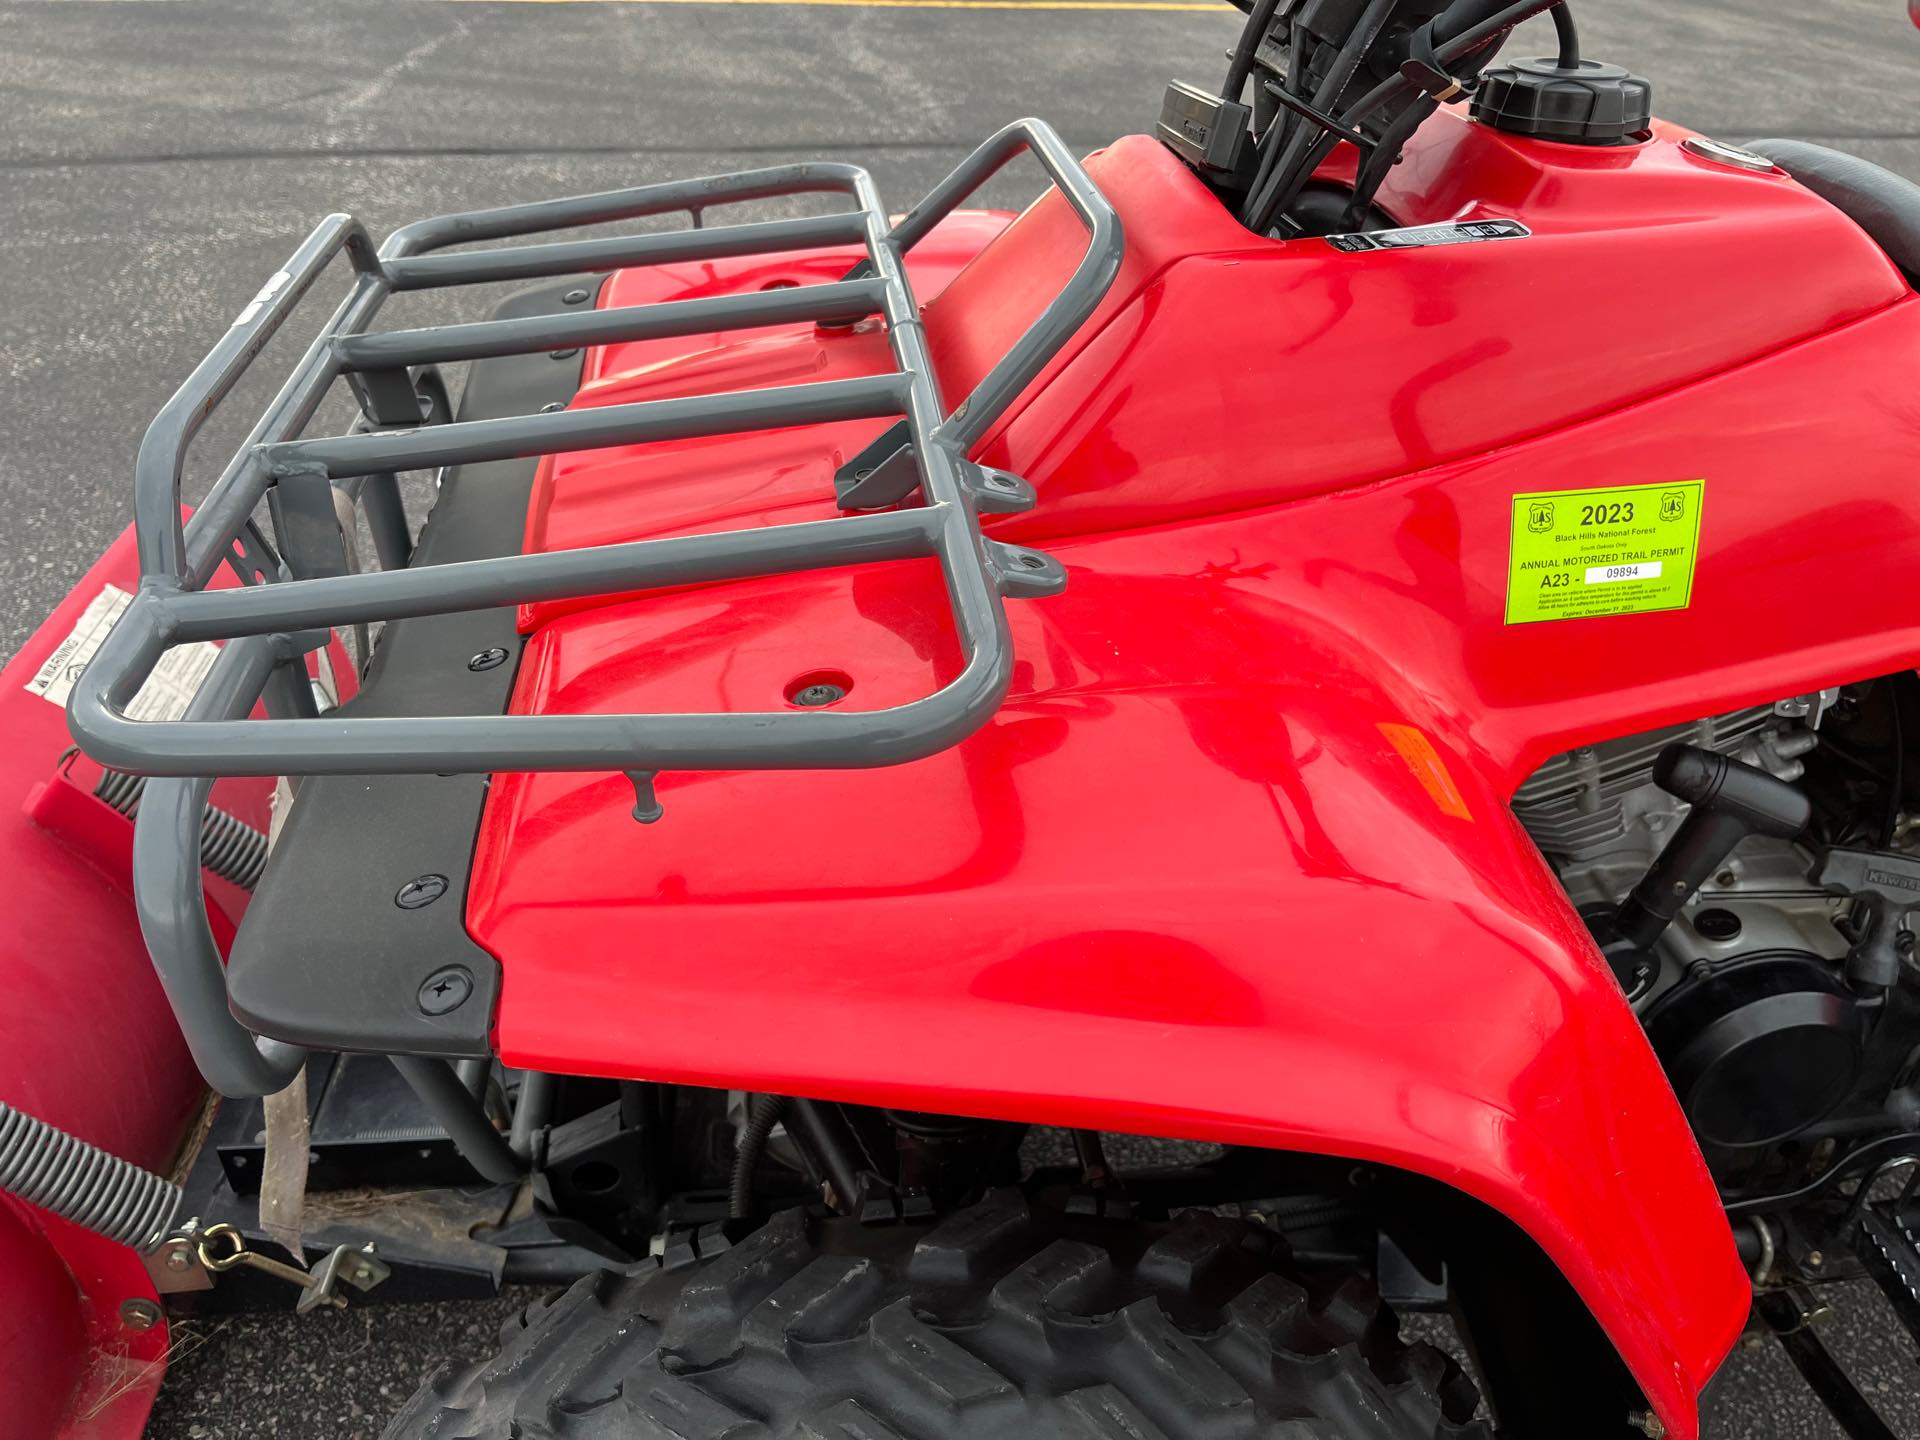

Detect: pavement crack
336,18,472,115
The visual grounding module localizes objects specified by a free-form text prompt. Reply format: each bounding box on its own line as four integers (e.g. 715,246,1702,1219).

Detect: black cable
1223,0,1287,106
1240,0,1398,229
1341,95,1436,229
729,1093,788,1219
1242,0,1570,234
1435,0,1574,68
1261,40,1315,187
1345,0,1575,225
1551,2,1581,69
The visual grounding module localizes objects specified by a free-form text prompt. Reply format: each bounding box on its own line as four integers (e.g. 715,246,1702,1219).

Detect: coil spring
0,1101,182,1252
94,769,269,891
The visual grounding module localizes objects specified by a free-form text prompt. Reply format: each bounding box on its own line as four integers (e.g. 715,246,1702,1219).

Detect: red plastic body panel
956,117,1905,539
461,116,1920,1437
0,525,272,1437
519,212,1013,630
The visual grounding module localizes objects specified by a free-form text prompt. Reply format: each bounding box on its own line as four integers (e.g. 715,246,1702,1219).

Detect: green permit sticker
1505,480,1705,625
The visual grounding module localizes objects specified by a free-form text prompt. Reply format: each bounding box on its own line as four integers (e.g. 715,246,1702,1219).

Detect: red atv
5,1,1920,1436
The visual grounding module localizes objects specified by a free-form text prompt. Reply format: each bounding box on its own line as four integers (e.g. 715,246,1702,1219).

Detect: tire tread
382,1196,1489,1440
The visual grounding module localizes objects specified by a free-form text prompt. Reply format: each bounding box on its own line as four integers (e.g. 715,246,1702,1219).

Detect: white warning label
24,584,220,721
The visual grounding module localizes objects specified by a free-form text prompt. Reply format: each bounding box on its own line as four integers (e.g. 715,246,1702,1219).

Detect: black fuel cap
1472,58,1653,146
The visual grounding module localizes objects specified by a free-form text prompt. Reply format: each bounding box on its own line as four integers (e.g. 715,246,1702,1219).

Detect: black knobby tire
385,1192,1487,1439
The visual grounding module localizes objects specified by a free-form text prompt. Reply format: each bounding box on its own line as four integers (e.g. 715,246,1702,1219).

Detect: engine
1515,678,1920,1193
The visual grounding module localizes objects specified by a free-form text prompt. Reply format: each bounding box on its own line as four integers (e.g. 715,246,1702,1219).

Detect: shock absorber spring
0,1100,182,1252
93,767,269,890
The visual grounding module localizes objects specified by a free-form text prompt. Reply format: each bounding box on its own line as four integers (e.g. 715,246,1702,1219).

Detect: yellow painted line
438,0,1235,10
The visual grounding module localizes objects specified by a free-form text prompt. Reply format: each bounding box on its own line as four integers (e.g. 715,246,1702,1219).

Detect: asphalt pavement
2,0,1918,1435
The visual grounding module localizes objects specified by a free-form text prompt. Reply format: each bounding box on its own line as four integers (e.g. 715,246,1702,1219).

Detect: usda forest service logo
1527,501,1555,534
1660,491,1687,523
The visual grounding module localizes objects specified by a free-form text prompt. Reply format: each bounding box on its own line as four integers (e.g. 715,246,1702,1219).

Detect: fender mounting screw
417,965,473,1015
396,874,449,909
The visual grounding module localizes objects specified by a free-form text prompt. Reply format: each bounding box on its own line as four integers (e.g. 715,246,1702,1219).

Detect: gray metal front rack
66,121,1120,1097
69,118,1121,784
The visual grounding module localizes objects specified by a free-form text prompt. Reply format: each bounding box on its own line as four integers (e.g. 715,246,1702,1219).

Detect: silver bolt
120,1298,163,1331
163,1245,192,1273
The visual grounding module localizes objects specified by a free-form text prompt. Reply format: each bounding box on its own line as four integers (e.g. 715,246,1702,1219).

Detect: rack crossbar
164,508,938,641
264,373,909,480
382,210,871,291
334,279,888,371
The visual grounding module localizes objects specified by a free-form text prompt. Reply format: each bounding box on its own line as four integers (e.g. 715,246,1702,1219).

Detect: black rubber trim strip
226,277,599,1056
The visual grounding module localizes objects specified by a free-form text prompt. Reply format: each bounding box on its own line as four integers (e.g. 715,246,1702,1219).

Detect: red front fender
474,554,1751,1438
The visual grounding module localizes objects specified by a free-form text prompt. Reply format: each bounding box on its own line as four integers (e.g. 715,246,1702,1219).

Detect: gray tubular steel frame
65,120,1120,1097
72,119,1120,778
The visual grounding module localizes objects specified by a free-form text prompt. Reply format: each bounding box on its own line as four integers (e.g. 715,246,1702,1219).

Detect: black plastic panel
226,279,596,1056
